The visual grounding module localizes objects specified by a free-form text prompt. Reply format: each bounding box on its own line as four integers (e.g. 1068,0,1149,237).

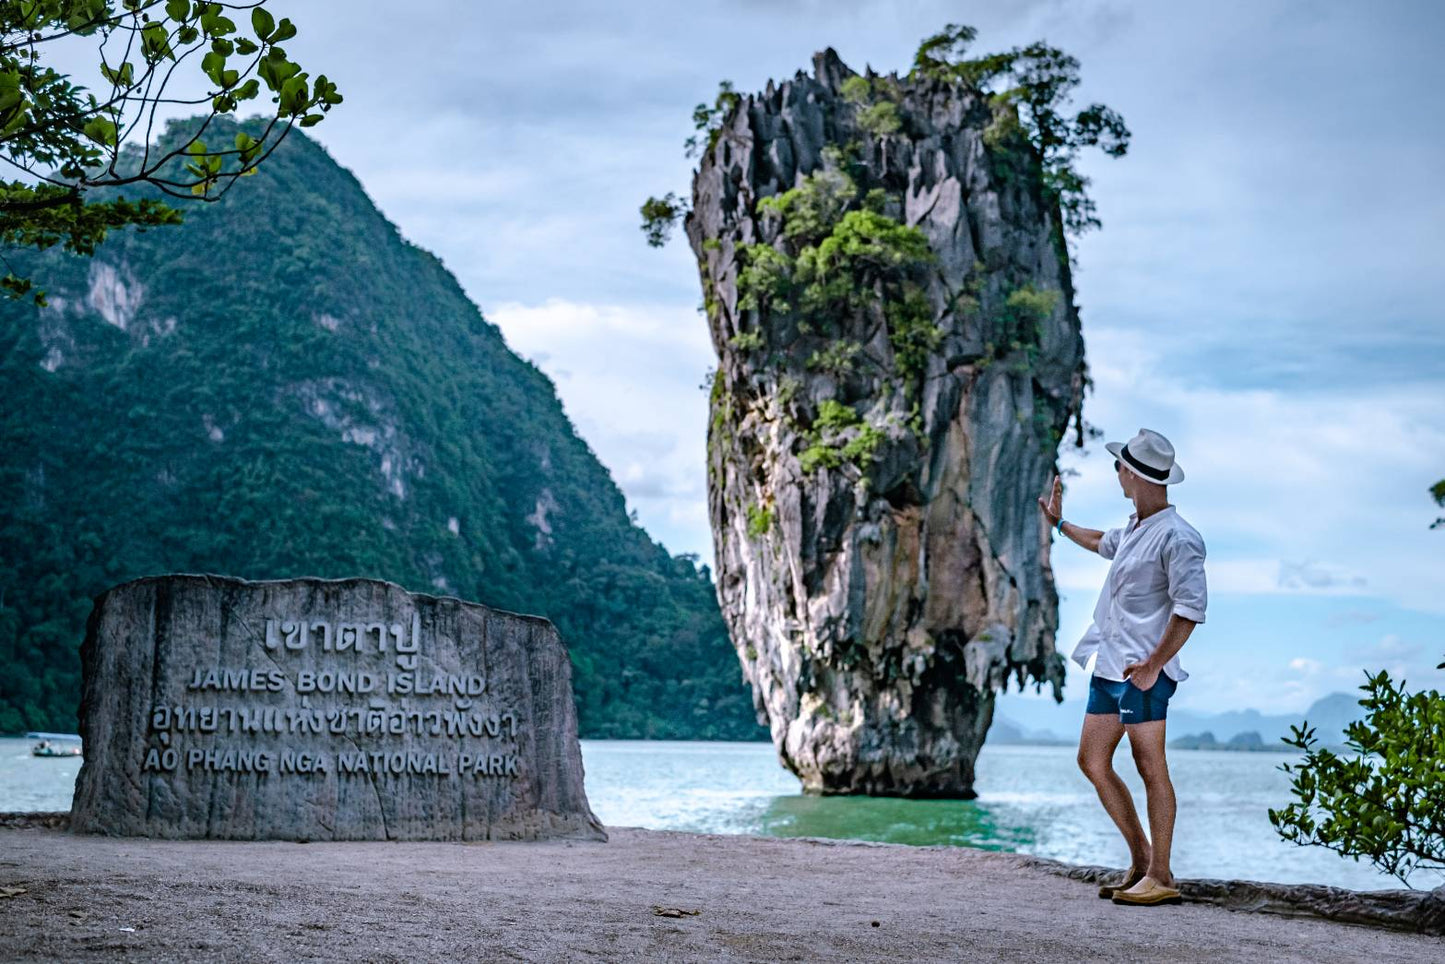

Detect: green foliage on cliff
840,75,903,137
745,503,774,539
1430,479,1444,529
797,400,887,474
995,283,1059,360
0,117,767,741
735,158,937,473
911,24,1131,237
740,163,935,348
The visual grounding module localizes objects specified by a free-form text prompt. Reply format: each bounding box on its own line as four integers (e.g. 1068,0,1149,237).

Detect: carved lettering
80,577,603,842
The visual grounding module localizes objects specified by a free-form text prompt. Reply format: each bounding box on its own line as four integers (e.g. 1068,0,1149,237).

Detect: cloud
485,298,715,557
1324,609,1383,627
1052,326,1445,615
1277,560,1368,592
1344,633,1427,674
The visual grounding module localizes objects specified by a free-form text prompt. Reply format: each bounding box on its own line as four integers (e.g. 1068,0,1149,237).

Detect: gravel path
0,825,1439,962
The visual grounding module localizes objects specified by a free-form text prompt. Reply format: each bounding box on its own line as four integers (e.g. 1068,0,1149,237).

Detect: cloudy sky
267,0,1443,722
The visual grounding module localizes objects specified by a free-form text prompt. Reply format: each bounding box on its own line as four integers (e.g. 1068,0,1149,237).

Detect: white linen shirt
1070,505,1207,683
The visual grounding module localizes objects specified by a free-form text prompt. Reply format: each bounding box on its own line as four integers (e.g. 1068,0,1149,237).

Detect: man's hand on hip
1122,660,1161,690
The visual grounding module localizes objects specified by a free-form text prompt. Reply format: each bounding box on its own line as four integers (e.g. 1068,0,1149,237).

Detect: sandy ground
0,825,1439,963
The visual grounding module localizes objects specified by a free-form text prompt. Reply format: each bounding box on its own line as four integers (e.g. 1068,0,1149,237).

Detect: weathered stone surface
1023,856,1445,936
686,49,1081,796
70,574,606,841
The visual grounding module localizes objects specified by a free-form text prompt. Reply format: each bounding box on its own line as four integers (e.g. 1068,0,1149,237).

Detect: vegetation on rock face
1269,660,1445,885
642,25,1128,472
1,1,342,304
0,117,766,741
744,503,773,538
642,23,1129,248
840,75,902,138
910,23,1130,238
1430,479,1444,529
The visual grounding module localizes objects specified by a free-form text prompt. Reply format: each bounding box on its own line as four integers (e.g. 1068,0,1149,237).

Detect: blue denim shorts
1086,673,1178,723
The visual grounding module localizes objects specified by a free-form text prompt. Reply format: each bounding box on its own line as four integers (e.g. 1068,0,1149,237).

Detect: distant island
994,691,1368,752
1170,730,1283,752
986,717,1074,747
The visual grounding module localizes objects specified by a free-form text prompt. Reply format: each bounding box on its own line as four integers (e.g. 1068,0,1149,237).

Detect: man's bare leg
1077,712,1151,876
1121,719,1175,890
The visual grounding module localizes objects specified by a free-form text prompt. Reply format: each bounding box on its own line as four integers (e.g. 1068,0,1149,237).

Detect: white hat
1105,428,1185,485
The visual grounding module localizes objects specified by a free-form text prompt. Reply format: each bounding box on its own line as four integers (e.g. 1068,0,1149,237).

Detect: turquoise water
4,737,1438,893
578,739,1442,893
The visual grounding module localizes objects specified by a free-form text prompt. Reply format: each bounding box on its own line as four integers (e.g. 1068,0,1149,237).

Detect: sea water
4,737,1438,893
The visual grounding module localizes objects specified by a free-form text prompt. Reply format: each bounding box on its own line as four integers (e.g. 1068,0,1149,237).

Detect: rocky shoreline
1,815,1440,962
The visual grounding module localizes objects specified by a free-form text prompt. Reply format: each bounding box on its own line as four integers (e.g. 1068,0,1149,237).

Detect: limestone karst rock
686,49,1085,797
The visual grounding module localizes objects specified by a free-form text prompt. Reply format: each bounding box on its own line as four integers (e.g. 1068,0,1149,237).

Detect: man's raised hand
1037,475,1062,527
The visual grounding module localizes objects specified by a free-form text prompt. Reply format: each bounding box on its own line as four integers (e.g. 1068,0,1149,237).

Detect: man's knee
1129,747,1170,784
1077,750,1112,783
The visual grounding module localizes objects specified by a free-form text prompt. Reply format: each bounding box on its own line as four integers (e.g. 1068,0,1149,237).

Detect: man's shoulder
1164,510,1206,549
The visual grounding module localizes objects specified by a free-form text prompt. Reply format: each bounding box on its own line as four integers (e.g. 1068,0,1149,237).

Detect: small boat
26,732,83,758
32,744,82,758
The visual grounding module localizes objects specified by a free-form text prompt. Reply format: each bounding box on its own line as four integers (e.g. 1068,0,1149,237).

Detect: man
1036,427,1207,908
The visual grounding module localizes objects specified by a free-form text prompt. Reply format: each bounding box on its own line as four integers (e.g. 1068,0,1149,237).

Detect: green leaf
98,61,135,87
140,22,174,62
201,51,226,84
81,116,117,147
251,8,275,41
166,0,190,21
235,38,258,56
278,75,309,115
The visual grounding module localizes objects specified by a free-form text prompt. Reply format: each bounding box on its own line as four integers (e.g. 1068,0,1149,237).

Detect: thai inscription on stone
70,575,607,841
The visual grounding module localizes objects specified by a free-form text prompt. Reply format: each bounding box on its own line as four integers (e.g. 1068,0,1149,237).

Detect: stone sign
70,575,607,841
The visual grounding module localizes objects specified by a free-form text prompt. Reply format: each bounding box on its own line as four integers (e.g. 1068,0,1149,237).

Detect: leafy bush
1269,661,1445,885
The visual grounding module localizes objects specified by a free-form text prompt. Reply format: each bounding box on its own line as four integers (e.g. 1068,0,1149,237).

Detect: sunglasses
1114,459,1122,472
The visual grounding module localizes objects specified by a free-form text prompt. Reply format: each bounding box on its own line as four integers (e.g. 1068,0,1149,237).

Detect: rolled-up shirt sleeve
1097,527,1125,560
1163,530,1208,623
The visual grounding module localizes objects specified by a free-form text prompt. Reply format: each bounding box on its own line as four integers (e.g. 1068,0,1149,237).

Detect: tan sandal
1110,878,1182,906
1097,869,1146,899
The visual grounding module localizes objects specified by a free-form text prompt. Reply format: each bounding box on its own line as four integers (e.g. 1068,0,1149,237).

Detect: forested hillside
0,117,765,741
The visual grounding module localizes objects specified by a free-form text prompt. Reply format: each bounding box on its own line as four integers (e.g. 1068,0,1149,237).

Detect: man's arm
1122,614,1198,688
1037,474,1109,555
1059,521,1106,554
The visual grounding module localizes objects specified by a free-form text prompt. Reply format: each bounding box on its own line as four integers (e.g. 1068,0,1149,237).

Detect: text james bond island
70,575,607,841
